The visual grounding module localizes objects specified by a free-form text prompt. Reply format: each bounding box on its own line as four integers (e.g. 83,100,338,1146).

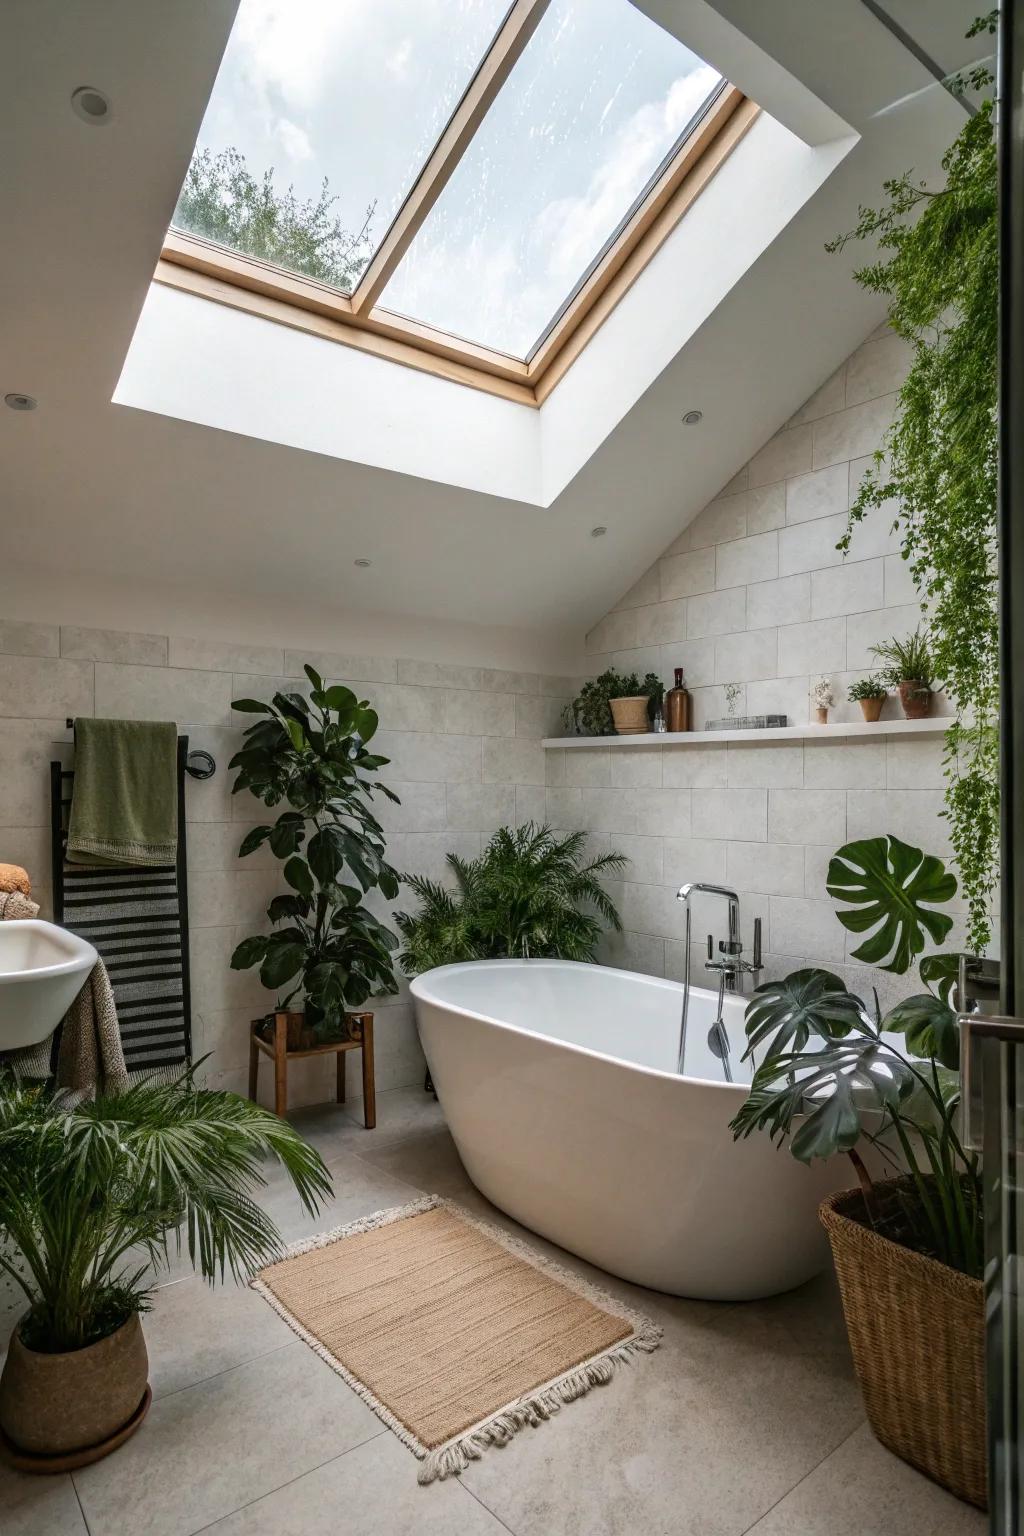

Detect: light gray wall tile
845,333,912,405
61,625,167,666
769,788,846,845
747,424,813,486
662,836,729,885
685,493,747,549
883,552,919,607
611,834,664,884
846,604,921,670
635,598,688,646
687,586,746,639
714,627,779,683
443,689,515,737
745,482,787,534
778,617,846,676
445,782,515,832
515,693,568,738
691,788,767,841
811,394,898,468
372,780,447,832
514,784,547,826
288,650,397,684
660,637,715,687
0,720,71,824
373,730,481,783
585,608,637,654
745,676,811,725
545,786,584,830
778,511,850,576
481,736,545,785
810,560,885,619
770,896,846,963
746,574,810,630
93,663,231,725
0,620,59,657
563,746,612,787
619,881,686,941
479,667,540,695
803,738,886,789
715,530,779,589
395,659,478,689
785,463,848,525
0,656,94,720
609,746,663,788
545,747,566,786
581,786,642,834
662,743,727,787
170,638,282,674
786,365,846,426
634,787,691,836
726,841,805,896
659,547,717,600
371,683,442,734
727,743,803,788
886,736,947,791
599,928,665,977
612,564,661,609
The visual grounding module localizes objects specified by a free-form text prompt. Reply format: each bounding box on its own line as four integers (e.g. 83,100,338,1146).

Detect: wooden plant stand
249,1010,375,1126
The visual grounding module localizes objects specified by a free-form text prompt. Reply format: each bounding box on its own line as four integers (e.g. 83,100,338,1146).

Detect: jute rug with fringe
253,1195,661,1482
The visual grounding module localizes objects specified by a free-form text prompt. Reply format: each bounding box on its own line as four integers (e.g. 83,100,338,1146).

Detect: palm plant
0,1071,331,1354
396,824,626,974
730,834,981,1277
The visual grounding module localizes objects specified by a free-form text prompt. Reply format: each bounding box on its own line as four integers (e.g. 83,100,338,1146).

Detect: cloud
386,38,413,81
277,118,313,162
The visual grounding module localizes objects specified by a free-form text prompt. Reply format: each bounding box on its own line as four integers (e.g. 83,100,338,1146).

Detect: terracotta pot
859,697,885,722
609,696,650,735
0,1313,149,1460
898,680,932,719
821,1186,985,1509
814,706,829,725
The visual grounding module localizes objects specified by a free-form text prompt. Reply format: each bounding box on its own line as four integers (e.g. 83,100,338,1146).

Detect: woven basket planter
820,1186,986,1509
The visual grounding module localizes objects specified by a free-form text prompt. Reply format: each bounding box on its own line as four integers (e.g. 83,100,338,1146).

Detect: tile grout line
734,1418,866,1536
459,1476,523,1535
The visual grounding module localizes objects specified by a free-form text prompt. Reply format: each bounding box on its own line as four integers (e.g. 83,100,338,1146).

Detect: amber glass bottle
665,667,691,732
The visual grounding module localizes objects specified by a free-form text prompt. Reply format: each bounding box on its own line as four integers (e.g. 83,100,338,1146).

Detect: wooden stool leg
336,1046,346,1105
273,1013,288,1119
361,1016,376,1129
248,1026,259,1104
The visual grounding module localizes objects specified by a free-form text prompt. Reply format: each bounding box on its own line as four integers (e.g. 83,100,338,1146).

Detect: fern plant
396,824,626,974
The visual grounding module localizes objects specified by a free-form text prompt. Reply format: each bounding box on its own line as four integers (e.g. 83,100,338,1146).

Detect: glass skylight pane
171,0,511,294
381,0,723,357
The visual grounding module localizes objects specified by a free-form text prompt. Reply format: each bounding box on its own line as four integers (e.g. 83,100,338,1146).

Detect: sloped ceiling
0,0,974,649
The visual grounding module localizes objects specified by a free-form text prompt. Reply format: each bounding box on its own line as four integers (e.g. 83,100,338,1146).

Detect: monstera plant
731,834,978,1275
229,667,402,1041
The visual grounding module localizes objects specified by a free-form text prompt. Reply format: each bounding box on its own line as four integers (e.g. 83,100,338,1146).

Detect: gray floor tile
288,1083,445,1158
145,1273,294,1400
0,1465,88,1536
72,1344,382,1536
744,1422,986,1534
257,1145,425,1245
200,1432,509,1534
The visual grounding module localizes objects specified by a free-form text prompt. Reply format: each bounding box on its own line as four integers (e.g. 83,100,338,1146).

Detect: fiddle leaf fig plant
229,667,402,1040
731,833,981,1278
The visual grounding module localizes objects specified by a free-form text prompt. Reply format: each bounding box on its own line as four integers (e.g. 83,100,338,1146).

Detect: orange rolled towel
0,864,31,897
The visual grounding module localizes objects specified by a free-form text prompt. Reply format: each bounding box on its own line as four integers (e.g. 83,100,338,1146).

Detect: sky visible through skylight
174,0,721,359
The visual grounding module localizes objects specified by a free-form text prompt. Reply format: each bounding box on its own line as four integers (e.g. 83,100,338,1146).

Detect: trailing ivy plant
827,12,999,951
229,668,401,1040
731,834,980,1277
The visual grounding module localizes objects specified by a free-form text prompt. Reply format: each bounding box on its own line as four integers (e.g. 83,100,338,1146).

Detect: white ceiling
0,0,975,655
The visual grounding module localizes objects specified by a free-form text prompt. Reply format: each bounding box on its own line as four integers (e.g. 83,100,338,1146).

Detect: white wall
550,325,965,1005
0,623,576,1108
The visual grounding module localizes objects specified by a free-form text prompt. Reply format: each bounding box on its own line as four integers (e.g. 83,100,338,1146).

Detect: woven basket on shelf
820,1185,986,1510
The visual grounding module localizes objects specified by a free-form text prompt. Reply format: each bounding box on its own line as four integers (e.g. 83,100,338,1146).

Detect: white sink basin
0,920,97,1050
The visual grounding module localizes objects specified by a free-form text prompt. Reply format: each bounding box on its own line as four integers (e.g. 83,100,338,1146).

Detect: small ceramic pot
0,1313,149,1460
814,706,829,725
609,696,651,735
899,681,932,720
859,697,885,722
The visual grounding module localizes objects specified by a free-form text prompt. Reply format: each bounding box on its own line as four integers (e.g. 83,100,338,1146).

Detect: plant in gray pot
0,1072,329,1468
730,834,985,1508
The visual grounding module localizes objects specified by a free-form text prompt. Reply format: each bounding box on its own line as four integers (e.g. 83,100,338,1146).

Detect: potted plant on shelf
562,669,663,736
396,823,626,971
870,629,935,720
810,674,835,724
229,667,402,1049
848,675,888,722
0,1071,329,1468
730,833,984,1508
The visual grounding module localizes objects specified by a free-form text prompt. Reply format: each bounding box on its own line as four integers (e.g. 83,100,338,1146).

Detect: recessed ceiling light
71,86,112,125
590,526,607,538
4,393,37,411
682,409,703,426
353,557,372,567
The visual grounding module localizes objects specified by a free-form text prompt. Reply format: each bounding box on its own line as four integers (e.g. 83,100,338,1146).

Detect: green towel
67,718,178,867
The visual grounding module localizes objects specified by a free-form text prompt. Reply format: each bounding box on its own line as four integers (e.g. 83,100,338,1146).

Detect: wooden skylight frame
156,0,756,407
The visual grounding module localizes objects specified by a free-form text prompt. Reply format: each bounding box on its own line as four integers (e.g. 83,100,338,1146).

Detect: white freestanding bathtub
410,958,852,1301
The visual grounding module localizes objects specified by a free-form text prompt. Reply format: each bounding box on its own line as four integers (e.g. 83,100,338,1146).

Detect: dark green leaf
238,825,273,858
826,835,957,974
231,698,273,714
885,992,960,1070
743,969,865,1059
919,951,960,1004
283,857,314,902
231,935,269,970
303,664,324,690
259,942,305,989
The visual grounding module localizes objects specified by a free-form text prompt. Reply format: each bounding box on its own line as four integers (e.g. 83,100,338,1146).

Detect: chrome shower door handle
959,1013,1024,1151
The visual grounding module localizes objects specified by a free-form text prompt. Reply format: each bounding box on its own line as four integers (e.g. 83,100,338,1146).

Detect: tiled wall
0,624,573,1106
556,325,964,1001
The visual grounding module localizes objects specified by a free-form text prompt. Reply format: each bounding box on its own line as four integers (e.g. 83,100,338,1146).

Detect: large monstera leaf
826,835,957,975
743,969,867,1061
884,992,960,1070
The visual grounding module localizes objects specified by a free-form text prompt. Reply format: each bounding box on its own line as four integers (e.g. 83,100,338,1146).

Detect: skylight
380,0,723,358
164,0,746,398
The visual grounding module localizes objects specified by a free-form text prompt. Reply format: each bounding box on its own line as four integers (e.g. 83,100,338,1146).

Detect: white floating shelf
543,718,950,749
